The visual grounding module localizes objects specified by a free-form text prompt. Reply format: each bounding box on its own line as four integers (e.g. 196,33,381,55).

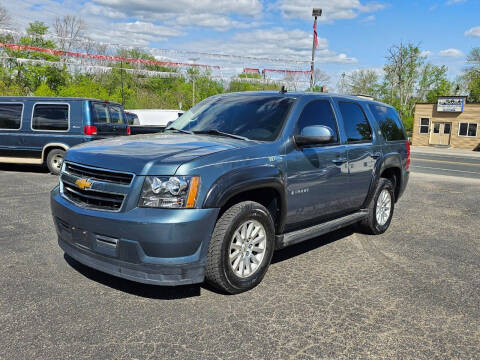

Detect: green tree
464,48,480,102
5,21,67,94
345,69,380,97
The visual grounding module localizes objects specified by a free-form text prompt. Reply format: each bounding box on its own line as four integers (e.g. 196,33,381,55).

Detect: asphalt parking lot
0,163,479,359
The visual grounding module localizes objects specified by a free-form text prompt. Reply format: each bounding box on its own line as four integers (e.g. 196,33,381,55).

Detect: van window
32,104,69,131
91,103,109,124
109,106,124,124
368,104,406,141
338,102,372,143
296,100,338,143
0,103,23,130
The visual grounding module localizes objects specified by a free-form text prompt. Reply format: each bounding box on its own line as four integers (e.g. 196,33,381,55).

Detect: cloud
438,48,464,57
90,0,263,30
277,0,386,22
446,0,467,5
93,0,262,17
420,50,433,57
465,26,480,37
87,21,183,46
170,14,262,32
361,15,376,22
82,3,127,19
175,28,357,65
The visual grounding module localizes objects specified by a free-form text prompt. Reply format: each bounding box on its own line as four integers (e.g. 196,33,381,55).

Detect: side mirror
294,125,334,147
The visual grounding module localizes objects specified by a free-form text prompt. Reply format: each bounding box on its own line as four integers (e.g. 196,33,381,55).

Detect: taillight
127,126,131,135
405,140,410,170
84,125,97,135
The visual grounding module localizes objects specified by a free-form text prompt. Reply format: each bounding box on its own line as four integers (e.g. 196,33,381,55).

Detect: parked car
0,97,130,174
51,91,410,294
126,109,184,135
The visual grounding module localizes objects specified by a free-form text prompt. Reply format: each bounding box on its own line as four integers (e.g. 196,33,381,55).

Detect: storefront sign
437,97,465,112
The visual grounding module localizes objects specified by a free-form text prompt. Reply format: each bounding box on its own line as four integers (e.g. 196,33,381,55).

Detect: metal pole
310,16,317,91
192,78,195,106
120,60,125,106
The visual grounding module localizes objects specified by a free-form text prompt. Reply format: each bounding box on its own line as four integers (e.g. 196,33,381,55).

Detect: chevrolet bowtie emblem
75,178,92,190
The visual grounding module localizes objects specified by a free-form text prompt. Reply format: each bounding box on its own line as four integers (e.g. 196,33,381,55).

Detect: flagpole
310,8,322,91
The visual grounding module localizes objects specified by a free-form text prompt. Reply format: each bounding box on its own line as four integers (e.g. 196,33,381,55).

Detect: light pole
310,8,322,91
189,57,199,106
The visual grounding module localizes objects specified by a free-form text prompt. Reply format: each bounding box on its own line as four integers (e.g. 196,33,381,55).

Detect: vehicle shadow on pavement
63,226,356,299
64,254,202,300
0,163,50,173
271,226,355,264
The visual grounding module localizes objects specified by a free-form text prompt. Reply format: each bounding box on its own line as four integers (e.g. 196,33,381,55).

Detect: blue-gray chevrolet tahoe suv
0,97,129,175
50,91,410,294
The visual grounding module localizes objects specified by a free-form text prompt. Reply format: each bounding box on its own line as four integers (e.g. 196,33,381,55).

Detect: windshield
167,95,296,141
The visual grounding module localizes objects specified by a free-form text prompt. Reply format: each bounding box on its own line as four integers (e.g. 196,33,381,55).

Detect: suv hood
65,133,247,175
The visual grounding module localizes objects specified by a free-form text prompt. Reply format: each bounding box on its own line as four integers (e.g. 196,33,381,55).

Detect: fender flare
203,165,287,233
362,153,402,208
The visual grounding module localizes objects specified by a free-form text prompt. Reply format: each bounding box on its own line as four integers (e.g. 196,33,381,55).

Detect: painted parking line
412,158,480,167
412,165,480,175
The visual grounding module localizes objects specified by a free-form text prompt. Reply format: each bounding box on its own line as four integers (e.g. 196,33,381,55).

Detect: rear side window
109,106,124,124
296,100,339,143
369,104,406,141
338,102,372,143
32,104,69,131
0,103,23,130
91,103,109,124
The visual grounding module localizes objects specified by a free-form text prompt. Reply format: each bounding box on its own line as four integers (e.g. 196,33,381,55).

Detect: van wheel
205,201,275,294
358,178,395,235
46,149,65,175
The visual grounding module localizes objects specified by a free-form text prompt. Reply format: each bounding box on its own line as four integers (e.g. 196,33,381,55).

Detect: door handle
369,152,381,159
332,158,347,165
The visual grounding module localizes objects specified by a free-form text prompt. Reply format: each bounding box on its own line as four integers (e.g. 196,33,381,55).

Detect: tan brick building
412,96,480,150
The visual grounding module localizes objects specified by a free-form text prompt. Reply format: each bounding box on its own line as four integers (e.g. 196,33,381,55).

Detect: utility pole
310,8,322,91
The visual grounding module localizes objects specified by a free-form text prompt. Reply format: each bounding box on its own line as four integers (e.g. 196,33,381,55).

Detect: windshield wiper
164,128,193,134
193,129,249,141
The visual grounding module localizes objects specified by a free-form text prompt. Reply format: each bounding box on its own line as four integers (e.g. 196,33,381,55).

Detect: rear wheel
46,149,65,175
205,201,275,294
358,178,395,235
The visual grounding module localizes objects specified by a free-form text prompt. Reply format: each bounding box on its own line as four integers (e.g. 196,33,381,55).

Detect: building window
32,104,69,131
419,118,430,134
458,123,477,137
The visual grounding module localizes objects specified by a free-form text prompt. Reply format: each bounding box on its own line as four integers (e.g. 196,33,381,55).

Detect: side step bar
275,210,368,249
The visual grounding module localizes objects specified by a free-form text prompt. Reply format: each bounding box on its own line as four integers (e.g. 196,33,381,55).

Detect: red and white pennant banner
0,42,220,69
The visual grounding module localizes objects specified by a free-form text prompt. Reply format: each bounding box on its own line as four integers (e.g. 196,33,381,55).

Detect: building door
429,122,451,145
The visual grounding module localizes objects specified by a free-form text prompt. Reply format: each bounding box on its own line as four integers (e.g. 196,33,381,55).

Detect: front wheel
205,201,275,294
358,178,395,235
46,149,65,175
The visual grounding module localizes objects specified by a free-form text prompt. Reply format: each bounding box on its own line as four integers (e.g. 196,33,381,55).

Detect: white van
125,109,184,127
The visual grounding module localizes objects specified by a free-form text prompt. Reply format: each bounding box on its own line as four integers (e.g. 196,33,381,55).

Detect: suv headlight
139,176,200,208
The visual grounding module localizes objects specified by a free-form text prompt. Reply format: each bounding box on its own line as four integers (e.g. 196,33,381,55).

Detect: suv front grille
60,162,132,212
62,180,125,211
65,162,133,185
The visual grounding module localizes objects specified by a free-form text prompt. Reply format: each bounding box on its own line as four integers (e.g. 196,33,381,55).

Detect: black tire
358,178,395,235
46,149,65,175
205,201,275,294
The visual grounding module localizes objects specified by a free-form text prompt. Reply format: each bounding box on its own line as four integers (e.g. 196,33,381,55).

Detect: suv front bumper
51,186,219,286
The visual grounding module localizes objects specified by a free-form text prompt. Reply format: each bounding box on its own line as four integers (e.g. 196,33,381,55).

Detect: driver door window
296,100,339,143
